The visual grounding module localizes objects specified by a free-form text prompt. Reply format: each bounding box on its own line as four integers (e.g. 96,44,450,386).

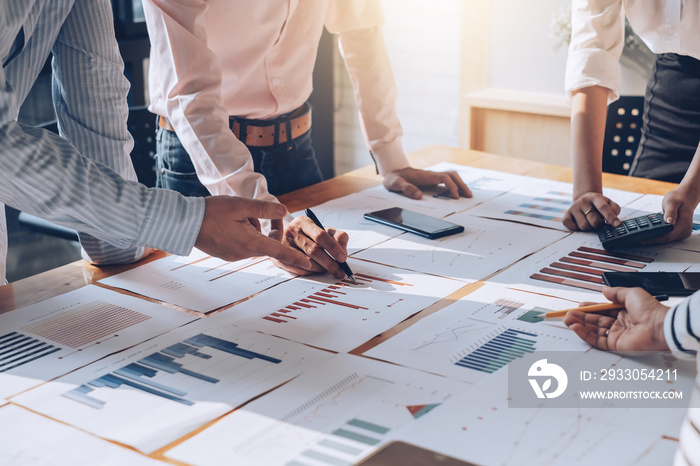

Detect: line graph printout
358,162,529,218
467,178,643,231
100,249,294,313
353,213,568,282
165,354,469,466
227,258,466,352
365,283,589,383
0,285,196,400
0,405,164,466
396,355,693,466
12,319,332,454
491,231,700,302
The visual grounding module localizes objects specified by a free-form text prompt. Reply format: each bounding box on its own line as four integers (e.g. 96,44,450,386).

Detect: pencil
535,294,669,319
535,303,624,319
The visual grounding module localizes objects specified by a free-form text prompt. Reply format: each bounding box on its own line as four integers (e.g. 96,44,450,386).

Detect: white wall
489,0,648,96
333,0,462,175
333,0,650,176
489,0,570,94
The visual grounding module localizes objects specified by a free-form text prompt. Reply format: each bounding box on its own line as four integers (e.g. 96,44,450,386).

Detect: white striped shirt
665,291,700,465
0,0,205,284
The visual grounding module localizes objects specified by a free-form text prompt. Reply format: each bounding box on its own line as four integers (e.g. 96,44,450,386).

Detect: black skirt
629,53,700,183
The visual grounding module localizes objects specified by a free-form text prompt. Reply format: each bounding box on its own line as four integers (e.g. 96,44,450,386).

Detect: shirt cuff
565,48,622,103
370,138,410,175
664,301,700,359
135,189,206,256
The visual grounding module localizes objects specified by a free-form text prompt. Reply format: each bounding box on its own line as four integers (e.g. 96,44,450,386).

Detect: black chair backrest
602,96,645,176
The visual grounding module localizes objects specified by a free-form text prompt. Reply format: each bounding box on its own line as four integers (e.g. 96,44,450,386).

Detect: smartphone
364,207,464,239
356,441,479,466
602,272,700,296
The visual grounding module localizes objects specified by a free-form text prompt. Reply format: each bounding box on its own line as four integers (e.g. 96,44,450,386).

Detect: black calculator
597,213,673,250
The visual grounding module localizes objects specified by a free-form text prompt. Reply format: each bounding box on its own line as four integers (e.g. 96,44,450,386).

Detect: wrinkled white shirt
566,0,700,101
144,0,409,202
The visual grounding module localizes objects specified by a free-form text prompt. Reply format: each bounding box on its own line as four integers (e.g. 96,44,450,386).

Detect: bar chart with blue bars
0,332,61,373
64,333,282,408
454,328,538,374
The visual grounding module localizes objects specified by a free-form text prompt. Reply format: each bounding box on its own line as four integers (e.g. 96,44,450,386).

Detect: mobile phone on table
364,207,464,239
602,272,700,296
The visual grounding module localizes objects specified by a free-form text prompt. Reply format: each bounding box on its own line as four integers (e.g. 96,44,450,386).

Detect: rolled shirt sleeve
565,0,625,102
142,0,277,203
0,0,204,267
326,0,409,175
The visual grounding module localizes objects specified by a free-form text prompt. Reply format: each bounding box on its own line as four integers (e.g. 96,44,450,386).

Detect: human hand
642,187,698,245
268,217,349,279
562,192,621,231
383,167,472,200
194,196,313,269
563,286,670,352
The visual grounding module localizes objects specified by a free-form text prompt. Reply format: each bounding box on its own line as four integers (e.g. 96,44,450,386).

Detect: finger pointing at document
194,196,314,270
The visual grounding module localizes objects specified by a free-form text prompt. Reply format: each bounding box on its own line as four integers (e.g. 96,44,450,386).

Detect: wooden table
1,145,682,464
0,144,676,316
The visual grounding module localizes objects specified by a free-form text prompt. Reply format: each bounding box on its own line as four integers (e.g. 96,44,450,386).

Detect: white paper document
491,231,700,301
100,249,293,313
0,285,196,400
365,282,590,383
353,213,568,282
224,258,466,352
301,163,526,255
12,319,333,454
396,362,690,466
0,404,163,466
467,178,642,231
360,162,528,218
166,354,469,466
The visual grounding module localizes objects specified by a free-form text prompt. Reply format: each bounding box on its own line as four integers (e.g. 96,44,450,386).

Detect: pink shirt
144,0,409,202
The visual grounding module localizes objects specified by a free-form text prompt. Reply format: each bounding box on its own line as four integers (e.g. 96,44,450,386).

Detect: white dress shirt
665,291,700,465
566,0,700,101
0,0,205,284
144,0,409,202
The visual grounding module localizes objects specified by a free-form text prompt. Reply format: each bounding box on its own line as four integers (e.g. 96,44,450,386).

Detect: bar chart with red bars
530,246,653,292
262,273,412,324
228,259,466,352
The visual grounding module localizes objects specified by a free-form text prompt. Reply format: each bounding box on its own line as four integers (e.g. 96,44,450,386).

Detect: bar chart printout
12,319,333,454
100,249,294,313
467,178,642,232
365,282,590,383
230,259,466,352
454,328,537,374
0,285,196,400
165,354,469,466
490,232,700,301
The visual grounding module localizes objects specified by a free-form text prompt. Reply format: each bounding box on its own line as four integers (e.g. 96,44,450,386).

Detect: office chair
602,96,645,176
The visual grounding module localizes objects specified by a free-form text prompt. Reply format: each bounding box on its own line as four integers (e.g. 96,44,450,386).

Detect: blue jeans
155,127,323,197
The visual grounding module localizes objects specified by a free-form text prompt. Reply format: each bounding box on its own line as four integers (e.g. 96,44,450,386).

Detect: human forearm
337,26,408,175
570,86,609,198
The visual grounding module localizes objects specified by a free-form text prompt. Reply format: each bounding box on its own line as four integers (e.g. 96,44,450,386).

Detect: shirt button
272,78,281,86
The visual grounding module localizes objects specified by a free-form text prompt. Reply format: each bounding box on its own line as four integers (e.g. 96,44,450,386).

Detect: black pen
304,208,357,284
